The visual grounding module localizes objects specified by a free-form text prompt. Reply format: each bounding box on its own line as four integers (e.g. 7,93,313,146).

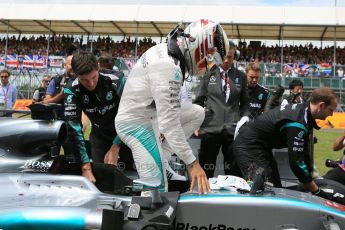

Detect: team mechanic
115,19,230,193
64,51,126,182
246,62,270,119
233,87,338,199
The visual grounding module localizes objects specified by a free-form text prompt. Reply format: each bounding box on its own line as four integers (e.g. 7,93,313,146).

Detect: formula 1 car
1,116,345,230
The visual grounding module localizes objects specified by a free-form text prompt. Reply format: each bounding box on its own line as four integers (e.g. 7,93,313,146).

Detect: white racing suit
115,43,204,191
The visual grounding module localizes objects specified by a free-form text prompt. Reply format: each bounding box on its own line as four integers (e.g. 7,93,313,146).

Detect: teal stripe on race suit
69,121,89,163
279,121,309,175
112,135,121,145
297,160,310,175
64,88,76,96
117,76,126,97
279,121,308,134
118,122,165,191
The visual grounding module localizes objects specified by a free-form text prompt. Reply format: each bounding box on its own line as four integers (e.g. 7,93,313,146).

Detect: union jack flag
6,55,19,68
34,55,47,69
23,55,35,69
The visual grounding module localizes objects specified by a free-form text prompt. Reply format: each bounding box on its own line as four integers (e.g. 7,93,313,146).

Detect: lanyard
1,84,9,99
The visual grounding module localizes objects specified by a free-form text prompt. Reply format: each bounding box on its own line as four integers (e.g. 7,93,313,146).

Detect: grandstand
1,3,345,106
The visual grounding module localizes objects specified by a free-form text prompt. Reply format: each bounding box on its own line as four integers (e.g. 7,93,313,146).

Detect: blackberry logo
176,223,255,230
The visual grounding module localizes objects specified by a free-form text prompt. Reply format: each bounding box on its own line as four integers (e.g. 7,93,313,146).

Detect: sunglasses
0,75,9,79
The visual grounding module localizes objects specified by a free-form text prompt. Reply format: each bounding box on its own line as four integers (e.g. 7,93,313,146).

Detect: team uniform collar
307,102,320,130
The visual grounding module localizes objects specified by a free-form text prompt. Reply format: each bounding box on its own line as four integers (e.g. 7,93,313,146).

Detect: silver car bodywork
1,172,345,230
1,118,345,230
177,189,345,230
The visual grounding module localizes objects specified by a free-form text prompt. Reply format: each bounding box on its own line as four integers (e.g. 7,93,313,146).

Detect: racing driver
115,19,230,193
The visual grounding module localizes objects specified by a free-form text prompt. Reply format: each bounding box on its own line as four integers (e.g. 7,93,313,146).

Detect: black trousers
90,128,134,171
198,129,239,178
233,136,282,187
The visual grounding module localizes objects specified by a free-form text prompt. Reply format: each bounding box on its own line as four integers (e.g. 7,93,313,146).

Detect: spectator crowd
2,35,345,66
0,34,156,59
237,42,345,65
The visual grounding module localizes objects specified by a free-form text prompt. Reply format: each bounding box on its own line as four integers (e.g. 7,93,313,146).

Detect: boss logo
23,160,53,170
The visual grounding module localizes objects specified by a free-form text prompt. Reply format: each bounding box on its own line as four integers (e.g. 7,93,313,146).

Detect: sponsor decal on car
175,223,255,230
22,160,53,171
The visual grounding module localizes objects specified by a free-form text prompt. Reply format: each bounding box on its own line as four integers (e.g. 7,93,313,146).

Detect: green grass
84,125,91,140
314,129,344,176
